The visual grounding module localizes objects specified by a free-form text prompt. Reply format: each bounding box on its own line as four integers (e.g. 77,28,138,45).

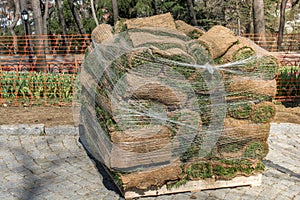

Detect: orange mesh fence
0,34,89,105
242,33,300,53
0,34,299,105
0,34,91,55
276,54,300,102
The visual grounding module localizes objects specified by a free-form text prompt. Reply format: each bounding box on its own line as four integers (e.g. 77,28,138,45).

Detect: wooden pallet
124,174,262,199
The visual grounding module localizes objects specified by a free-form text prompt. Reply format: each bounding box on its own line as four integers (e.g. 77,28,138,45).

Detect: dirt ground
0,106,75,127
0,104,299,127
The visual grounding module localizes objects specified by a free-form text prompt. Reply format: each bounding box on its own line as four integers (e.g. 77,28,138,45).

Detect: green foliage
227,101,253,119
213,159,265,179
134,0,155,17
233,49,255,61
250,103,275,123
181,136,203,162
264,0,280,33
166,178,188,190
243,142,268,159
186,162,213,179
111,170,123,189
156,0,188,21
0,71,75,102
219,143,243,153
168,157,265,189
277,66,300,97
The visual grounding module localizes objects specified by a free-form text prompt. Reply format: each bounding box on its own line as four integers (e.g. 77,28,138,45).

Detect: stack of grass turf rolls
78,13,278,196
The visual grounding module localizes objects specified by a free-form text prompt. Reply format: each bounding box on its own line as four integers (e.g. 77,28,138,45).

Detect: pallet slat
125,174,262,199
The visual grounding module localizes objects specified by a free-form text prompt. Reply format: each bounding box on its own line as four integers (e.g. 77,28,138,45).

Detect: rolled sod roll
217,140,269,160
175,20,205,39
227,101,254,119
256,55,280,80
223,36,275,61
226,76,277,98
110,126,172,153
115,12,177,33
221,117,271,143
91,24,114,44
119,160,182,190
250,101,276,123
222,36,256,63
198,25,238,59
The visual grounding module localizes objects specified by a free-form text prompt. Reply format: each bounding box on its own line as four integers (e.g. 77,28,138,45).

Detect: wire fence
0,33,299,105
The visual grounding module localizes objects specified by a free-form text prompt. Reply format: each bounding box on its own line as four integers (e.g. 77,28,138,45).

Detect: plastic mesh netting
73,20,278,192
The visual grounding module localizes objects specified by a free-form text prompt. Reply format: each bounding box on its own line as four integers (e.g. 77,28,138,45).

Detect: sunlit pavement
0,123,299,200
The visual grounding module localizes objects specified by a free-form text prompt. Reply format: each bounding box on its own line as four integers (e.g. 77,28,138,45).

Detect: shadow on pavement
78,137,123,198
263,159,300,179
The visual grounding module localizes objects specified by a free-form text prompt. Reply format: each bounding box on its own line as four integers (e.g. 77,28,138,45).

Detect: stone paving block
0,192,15,200
294,195,300,200
48,143,65,152
287,184,300,196
260,187,281,199
0,123,299,200
34,137,49,150
102,192,123,200
204,188,231,199
44,154,59,162
4,173,24,182
0,124,45,135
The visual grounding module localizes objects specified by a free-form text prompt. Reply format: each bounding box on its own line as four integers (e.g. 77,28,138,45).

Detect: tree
134,0,154,17
32,0,43,35
277,0,288,50
42,0,50,54
253,0,266,42
67,0,87,34
7,0,20,53
55,0,67,36
193,0,226,30
187,0,197,26
111,0,119,24
91,0,99,26
29,0,46,71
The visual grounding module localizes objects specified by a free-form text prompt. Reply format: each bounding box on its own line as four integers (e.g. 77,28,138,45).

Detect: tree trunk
152,0,157,15
252,0,266,43
43,0,50,53
8,0,20,54
32,0,43,35
277,0,288,51
55,0,68,46
67,0,87,34
91,0,99,26
111,0,119,24
187,0,198,26
31,0,46,72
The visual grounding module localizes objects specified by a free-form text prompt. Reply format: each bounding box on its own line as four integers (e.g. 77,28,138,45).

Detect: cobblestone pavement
1,122,299,200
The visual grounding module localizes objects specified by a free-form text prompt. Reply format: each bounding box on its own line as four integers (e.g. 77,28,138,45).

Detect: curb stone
0,124,45,135
0,122,298,136
0,124,79,135
45,125,79,135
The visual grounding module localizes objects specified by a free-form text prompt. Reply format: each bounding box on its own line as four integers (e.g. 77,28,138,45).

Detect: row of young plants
0,65,298,103
0,71,76,103
277,65,300,97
